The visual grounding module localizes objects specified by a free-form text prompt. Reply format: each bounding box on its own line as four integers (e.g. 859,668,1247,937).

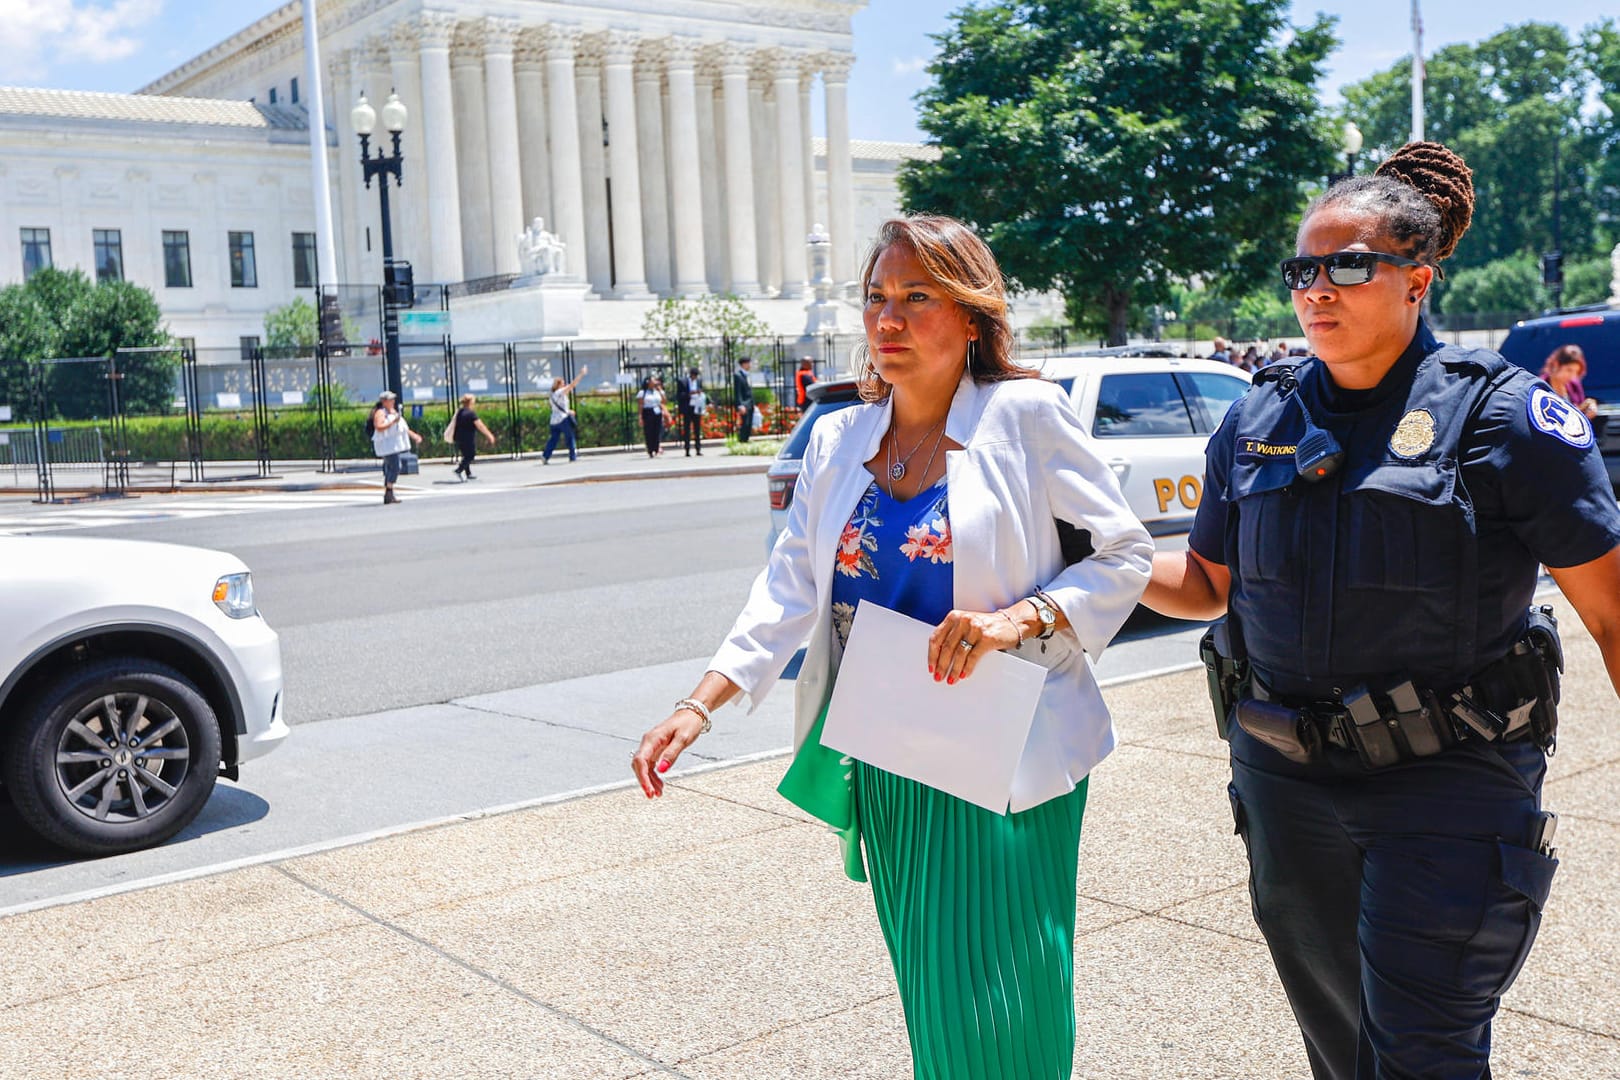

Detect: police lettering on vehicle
1527,387,1595,449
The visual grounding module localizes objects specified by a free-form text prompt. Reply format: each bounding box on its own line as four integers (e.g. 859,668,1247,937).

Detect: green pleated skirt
856,762,1089,1080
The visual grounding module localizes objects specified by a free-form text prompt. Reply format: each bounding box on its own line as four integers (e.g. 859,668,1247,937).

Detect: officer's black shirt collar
1309,320,1443,415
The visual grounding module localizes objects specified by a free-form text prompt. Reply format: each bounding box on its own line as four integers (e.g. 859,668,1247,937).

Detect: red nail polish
948,675,956,685
656,760,670,773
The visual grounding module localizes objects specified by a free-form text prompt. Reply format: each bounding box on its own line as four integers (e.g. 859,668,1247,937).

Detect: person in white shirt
636,375,669,458
542,365,588,464
369,390,422,505
631,214,1152,1078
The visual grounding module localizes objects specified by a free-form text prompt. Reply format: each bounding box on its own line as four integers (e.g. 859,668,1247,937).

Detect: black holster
1234,698,1321,764
1201,621,1250,741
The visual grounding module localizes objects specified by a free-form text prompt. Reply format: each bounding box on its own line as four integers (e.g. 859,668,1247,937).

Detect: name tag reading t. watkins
1237,438,1298,462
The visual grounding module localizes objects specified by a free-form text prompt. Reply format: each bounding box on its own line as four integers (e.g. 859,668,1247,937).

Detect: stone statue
517,217,567,277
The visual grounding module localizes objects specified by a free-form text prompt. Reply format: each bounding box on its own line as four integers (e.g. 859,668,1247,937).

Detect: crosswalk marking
0,486,430,535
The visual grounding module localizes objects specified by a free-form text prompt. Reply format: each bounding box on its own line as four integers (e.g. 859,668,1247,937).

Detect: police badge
1389,409,1436,458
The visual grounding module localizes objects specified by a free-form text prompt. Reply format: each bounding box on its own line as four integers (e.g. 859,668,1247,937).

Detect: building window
268,87,278,105
20,228,51,280
163,230,192,288
93,229,124,283
229,231,257,288
290,77,299,104
292,231,318,289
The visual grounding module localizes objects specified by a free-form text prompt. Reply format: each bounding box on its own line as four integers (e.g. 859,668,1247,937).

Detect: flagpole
1410,0,1425,142
302,0,339,291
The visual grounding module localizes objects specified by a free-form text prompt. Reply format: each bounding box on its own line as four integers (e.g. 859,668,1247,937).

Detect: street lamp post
352,91,410,399
1329,121,1364,186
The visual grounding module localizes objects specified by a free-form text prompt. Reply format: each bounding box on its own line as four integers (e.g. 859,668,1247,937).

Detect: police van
765,354,1250,550
1498,306,1620,491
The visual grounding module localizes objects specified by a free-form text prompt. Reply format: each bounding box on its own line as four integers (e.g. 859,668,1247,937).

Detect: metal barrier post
181,346,204,482
251,346,272,477
503,342,521,458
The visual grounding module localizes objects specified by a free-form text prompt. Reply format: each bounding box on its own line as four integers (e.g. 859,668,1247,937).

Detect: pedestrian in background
1143,140,1620,1079
451,393,497,481
733,355,755,442
1209,336,1231,364
543,365,588,464
637,375,669,458
369,390,421,505
794,355,818,408
1541,344,1599,419
676,365,705,456
1239,345,1260,372
634,214,1152,1079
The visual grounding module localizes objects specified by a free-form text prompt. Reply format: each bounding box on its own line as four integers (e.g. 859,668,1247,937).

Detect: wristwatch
1027,594,1058,640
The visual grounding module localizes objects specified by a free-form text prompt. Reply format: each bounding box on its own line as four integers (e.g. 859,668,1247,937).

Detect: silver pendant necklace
887,415,945,482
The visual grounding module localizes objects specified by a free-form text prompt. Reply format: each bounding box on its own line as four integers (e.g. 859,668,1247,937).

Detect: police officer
1144,141,1620,1079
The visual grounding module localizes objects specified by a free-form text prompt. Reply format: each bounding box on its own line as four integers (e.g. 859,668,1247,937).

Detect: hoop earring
968,339,979,369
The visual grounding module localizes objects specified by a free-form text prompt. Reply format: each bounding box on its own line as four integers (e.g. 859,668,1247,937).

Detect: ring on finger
958,639,975,651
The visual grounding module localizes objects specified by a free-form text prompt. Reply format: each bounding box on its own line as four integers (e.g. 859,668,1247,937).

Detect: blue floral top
829,478,954,657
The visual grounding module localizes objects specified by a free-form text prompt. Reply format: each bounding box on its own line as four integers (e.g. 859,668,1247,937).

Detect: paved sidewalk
2,623,1616,1078
0,439,776,500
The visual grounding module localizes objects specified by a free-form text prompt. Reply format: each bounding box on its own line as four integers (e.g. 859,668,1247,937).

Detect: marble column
822,52,856,290
415,12,463,283
576,37,612,296
664,38,708,297
770,49,807,298
450,26,493,279
750,72,780,294
388,24,430,281
514,30,551,230
479,17,523,276
634,39,671,295
719,54,760,296
601,31,650,297
799,56,817,255
695,58,727,292
541,25,587,286
343,47,382,286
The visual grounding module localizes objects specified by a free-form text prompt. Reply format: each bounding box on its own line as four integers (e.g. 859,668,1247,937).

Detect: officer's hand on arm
1142,550,1231,622
1548,546,1620,697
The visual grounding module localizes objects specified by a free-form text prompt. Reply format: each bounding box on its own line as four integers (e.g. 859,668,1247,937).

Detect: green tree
641,293,774,376
1563,254,1615,308
0,268,171,419
1434,254,1541,316
898,0,1337,345
264,296,321,351
1338,23,1599,271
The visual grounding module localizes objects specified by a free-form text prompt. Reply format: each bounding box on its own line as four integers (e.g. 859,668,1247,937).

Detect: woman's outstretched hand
631,709,707,799
928,608,1023,685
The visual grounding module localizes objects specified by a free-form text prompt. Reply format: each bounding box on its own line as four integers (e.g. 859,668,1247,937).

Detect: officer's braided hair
1301,141,1475,267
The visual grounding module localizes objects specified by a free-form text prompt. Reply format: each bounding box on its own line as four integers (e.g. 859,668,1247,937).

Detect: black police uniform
1189,321,1620,1080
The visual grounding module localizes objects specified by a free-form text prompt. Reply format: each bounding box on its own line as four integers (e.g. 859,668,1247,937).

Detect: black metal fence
0,310,1538,502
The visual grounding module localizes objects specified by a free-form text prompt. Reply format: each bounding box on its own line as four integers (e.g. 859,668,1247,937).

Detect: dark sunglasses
1279,250,1423,291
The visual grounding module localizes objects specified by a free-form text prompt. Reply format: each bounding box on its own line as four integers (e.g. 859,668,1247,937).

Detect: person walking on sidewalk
794,355,818,409
636,375,669,458
451,393,497,480
633,214,1152,1079
733,356,755,442
369,390,421,505
1142,141,1620,1080
676,366,706,456
543,365,588,464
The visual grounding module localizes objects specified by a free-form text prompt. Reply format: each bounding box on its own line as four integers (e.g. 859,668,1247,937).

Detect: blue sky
2,1,1615,142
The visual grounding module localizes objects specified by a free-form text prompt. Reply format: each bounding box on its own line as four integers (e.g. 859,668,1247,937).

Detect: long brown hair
854,215,1036,403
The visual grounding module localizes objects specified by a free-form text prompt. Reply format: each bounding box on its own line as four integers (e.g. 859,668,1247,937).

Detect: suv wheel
2,659,221,856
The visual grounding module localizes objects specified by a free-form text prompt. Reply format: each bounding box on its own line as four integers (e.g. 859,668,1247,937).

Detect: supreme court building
148,0,869,303
0,0,945,348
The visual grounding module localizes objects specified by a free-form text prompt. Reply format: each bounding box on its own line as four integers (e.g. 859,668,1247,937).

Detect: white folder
820,600,1047,814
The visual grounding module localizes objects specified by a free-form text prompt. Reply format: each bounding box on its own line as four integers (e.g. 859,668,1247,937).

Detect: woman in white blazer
633,215,1152,1079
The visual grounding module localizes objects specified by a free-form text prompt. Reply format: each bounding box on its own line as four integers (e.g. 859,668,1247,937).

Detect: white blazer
708,373,1154,812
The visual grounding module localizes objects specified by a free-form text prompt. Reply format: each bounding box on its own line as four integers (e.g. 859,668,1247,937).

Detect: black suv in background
1499,307,1620,490
765,377,861,550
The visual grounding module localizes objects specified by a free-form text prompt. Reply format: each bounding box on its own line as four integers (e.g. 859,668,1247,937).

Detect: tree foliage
0,268,172,420
264,296,321,351
898,0,1338,344
1339,21,1611,272
640,294,772,343
1435,254,1542,316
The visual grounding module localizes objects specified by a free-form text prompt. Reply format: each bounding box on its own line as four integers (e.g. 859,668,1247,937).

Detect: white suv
1035,353,1251,534
0,537,286,855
